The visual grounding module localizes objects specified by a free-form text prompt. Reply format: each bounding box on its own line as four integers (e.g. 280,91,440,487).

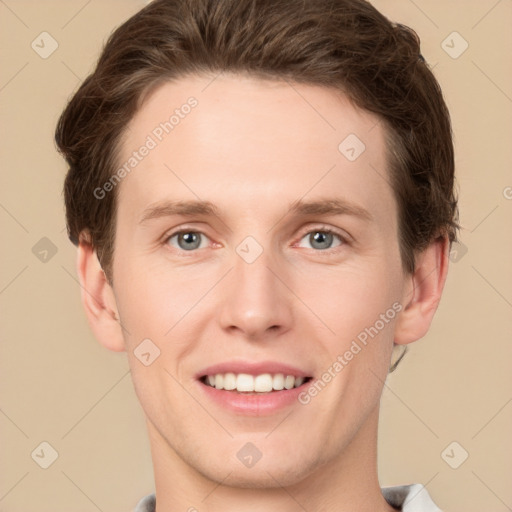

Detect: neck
147,405,396,512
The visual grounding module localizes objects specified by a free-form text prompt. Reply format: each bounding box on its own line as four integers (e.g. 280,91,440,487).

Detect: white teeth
214,374,224,389
254,374,273,392
284,375,295,390
223,372,236,390
203,372,309,392
272,373,285,390
236,373,254,392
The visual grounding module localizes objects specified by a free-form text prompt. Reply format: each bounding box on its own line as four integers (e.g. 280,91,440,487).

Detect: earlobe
76,235,125,352
394,235,450,345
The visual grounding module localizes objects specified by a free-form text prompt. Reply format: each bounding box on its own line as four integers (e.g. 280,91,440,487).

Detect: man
55,0,458,510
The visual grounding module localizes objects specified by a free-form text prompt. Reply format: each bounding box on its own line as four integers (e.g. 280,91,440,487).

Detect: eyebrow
139,197,373,224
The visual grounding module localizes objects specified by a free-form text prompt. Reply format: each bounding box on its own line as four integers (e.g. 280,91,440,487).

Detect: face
110,73,408,487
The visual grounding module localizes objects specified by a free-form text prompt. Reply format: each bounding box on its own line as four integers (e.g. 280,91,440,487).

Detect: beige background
1,1,511,511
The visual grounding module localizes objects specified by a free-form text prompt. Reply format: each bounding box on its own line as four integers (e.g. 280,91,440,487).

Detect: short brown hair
55,0,459,284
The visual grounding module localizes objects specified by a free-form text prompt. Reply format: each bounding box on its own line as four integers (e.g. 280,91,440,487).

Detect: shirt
134,484,442,511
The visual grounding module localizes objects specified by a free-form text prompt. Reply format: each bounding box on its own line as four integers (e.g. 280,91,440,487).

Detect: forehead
115,73,395,224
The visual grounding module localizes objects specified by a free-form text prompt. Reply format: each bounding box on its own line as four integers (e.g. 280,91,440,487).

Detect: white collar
135,484,442,511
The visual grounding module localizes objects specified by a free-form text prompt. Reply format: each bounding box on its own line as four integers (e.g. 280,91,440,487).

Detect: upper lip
196,360,312,379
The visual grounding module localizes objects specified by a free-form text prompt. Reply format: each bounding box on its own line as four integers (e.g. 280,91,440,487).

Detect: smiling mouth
200,373,313,393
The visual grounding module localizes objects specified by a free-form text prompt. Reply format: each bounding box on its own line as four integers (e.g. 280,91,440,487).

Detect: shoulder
133,492,156,512
382,484,443,511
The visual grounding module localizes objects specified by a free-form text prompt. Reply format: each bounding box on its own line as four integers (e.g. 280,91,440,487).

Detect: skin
77,72,449,512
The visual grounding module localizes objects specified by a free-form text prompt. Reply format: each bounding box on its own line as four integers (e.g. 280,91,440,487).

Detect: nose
218,243,294,341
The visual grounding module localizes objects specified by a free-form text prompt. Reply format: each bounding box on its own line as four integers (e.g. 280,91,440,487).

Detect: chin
197,454,320,489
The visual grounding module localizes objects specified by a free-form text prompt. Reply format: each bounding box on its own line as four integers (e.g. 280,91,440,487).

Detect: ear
76,234,125,352
394,235,450,345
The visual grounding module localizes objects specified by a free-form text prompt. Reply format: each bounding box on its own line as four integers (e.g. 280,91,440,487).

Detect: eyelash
163,225,349,255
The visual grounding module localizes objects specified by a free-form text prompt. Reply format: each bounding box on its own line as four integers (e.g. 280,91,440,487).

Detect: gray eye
299,230,343,251
310,231,334,250
170,232,204,251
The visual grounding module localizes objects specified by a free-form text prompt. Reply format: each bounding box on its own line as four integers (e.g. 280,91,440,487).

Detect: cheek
305,264,401,335
303,262,403,389
114,255,222,355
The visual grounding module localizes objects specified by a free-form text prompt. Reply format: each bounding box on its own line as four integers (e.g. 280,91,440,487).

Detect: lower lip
197,380,310,416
